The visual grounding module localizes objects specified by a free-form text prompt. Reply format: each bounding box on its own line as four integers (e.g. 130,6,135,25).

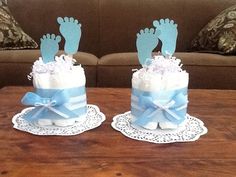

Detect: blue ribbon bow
21,90,78,121
134,91,188,127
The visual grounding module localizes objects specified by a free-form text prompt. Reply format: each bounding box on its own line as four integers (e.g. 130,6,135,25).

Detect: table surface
0,87,236,177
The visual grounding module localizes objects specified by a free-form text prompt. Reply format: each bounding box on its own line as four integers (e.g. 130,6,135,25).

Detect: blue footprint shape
136,28,160,66
57,17,82,55
153,18,178,57
40,34,61,63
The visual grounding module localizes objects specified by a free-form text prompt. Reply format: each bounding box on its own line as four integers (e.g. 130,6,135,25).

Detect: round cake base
12,104,105,136
111,111,207,144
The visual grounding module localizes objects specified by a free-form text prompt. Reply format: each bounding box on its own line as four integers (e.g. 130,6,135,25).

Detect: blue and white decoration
111,112,208,144
136,18,178,65
40,16,82,64
133,19,188,130
111,18,207,143
13,17,106,135
57,17,82,55
21,86,87,124
40,34,61,63
13,105,105,136
131,87,188,129
136,28,160,65
20,17,85,127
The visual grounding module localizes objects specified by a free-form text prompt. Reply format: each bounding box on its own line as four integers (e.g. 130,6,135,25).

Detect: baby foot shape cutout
40,34,61,63
57,17,82,55
136,28,160,66
153,18,178,57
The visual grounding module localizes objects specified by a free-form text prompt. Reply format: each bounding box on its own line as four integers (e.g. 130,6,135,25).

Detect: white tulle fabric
12,104,105,136
111,111,207,144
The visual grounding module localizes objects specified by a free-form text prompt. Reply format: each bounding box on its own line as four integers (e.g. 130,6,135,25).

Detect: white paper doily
111,111,207,144
12,104,105,136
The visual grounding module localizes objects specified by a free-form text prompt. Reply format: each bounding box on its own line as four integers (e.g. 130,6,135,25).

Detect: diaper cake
21,17,87,127
111,18,207,143
131,18,188,130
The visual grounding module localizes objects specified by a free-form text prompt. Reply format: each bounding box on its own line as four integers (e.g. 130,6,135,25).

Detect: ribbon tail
49,105,78,119
134,107,156,127
47,107,69,119
164,108,182,121
161,92,188,124
164,107,187,124
23,107,47,122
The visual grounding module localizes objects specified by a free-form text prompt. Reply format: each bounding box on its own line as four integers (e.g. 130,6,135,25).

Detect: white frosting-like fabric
132,55,189,91
31,55,85,89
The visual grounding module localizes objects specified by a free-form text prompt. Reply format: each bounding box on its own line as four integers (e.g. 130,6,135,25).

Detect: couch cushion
0,50,98,65
98,52,236,89
175,52,236,66
0,50,98,87
0,0,38,50
97,53,140,87
190,4,236,55
99,52,236,66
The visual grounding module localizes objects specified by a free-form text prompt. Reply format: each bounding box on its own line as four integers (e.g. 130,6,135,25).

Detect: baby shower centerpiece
112,19,207,143
12,17,105,136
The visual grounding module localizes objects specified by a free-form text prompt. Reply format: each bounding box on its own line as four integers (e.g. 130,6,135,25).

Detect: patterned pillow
191,5,236,55
0,0,38,50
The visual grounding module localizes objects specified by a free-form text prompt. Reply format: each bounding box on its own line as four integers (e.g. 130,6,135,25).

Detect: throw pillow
190,4,236,55
0,0,38,50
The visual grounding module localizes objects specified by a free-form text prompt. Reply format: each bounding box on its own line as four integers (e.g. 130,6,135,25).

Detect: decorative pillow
190,4,236,55
0,0,38,50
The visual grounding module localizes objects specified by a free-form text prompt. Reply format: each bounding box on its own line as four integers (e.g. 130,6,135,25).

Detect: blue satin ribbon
132,87,188,127
21,86,86,122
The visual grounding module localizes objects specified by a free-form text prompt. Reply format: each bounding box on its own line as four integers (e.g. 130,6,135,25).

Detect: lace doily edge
111,111,208,144
12,104,106,136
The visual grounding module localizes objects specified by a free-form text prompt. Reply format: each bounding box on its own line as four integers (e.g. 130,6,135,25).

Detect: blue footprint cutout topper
136,18,178,65
136,28,160,66
153,18,178,58
57,17,82,55
40,34,61,63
